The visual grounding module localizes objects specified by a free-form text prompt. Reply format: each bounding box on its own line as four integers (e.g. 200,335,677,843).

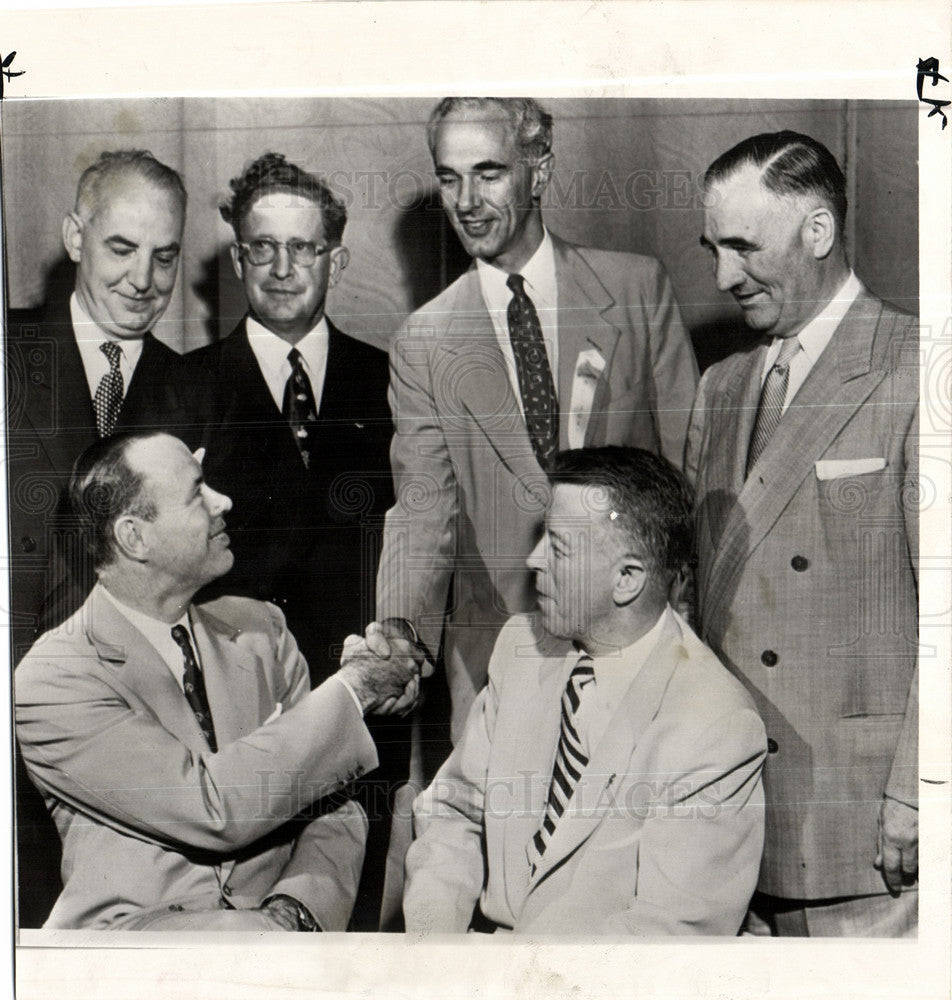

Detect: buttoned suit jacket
403,610,766,934
376,235,699,736
15,588,378,930
5,298,197,662
188,318,394,685
683,288,918,900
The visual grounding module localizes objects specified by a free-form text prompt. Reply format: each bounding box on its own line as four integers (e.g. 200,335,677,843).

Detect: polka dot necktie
506,273,559,470
746,335,802,477
93,341,124,438
282,347,319,470
171,625,218,752
527,654,596,874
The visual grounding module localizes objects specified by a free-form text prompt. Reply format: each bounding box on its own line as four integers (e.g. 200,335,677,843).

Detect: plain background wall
2,97,918,369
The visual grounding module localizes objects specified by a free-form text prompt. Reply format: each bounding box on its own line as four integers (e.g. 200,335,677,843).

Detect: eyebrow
699,234,757,251
103,235,181,254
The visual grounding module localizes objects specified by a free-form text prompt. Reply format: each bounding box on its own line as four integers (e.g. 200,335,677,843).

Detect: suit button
761,650,778,667
222,884,232,896
767,738,779,754
20,536,36,553
791,555,809,572
168,903,184,912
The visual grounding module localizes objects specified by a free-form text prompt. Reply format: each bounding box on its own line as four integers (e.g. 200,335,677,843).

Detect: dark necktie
93,341,124,437
282,347,319,470
528,655,596,873
171,624,218,752
746,336,802,477
506,273,559,469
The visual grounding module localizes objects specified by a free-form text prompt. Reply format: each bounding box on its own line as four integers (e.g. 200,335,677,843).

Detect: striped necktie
528,654,596,873
746,335,801,476
93,341,124,437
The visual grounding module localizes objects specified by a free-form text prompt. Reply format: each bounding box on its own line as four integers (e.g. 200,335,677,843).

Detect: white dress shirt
475,229,559,416
574,606,671,753
246,315,330,414
760,271,862,411
71,293,144,400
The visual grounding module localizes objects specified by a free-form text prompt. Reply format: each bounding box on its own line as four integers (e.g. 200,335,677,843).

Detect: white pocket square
815,458,887,480
263,702,283,725
568,347,606,449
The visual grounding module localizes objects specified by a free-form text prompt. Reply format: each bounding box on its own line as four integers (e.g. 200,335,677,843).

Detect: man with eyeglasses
188,153,397,928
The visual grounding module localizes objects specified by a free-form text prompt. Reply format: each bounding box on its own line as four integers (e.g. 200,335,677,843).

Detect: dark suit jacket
6,295,196,928
188,317,394,685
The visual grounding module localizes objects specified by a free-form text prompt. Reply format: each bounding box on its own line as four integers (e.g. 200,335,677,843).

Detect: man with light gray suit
686,131,918,936
15,431,426,930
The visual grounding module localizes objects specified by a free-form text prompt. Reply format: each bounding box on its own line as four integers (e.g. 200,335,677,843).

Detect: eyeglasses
237,239,332,267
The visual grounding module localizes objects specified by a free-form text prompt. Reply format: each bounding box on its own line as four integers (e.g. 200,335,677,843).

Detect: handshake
337,618,435,716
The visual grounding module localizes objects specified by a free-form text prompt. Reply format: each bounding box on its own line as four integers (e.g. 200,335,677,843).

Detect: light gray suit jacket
404,610,766,934
377,234,699,736
15,588,378,929
684,288,918,899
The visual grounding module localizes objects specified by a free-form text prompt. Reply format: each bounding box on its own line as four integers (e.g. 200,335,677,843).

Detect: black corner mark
916,57,950,131
0,49,26,100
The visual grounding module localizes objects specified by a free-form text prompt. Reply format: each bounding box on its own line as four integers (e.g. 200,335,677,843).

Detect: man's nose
456,174,482,214
203,484,233,516
714,250,745,293
127,253,154,293
526,536,545,571
269,244,294,279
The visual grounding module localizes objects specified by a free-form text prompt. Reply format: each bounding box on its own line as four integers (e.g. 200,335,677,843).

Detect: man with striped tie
403,447,767,934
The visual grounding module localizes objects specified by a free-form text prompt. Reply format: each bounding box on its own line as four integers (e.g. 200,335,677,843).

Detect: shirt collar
246,314,329,380
475,227,557,314
70,292,145,367
766,271,862,367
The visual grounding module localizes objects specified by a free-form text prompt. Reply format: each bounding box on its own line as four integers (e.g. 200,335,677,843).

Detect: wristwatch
262,894,321,932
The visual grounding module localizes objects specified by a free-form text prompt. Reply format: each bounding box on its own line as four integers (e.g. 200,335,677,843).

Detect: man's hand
359,618,434,715
874,796,918,894
338,626,429,715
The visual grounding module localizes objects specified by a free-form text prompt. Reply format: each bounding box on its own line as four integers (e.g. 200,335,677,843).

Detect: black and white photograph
0,3,949,999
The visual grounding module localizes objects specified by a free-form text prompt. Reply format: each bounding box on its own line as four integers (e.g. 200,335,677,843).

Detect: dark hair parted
219,152,347,244
69,431,164,571
426,97,554,160
549,447,694,589
704,130,848,236
75,149,187,218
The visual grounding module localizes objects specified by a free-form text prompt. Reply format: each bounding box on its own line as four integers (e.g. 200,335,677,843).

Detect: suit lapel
704,292,889,626
527,612,686,888
551,237,622,448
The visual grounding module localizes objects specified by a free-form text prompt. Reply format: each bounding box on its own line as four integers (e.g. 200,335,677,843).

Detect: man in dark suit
6,149,195,926
189,153,397,928
685,131,918,936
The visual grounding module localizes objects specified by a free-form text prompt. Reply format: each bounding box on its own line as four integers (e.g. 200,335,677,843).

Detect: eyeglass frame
235,238,336,268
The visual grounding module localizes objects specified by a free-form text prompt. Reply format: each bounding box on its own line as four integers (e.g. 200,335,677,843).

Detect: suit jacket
14,587,378,930
5,297,197,662
683,288,919,899
188,318,394,685
376,235,699,736
403,610,766,934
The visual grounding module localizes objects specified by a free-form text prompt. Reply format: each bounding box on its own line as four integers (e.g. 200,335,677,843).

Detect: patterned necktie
282,347,319,470
170,624,218,752
506,273,559,470
528,654,596,873
746,335,802,476
93,341,124,437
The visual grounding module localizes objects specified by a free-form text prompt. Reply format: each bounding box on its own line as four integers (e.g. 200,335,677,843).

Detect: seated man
15,431,426,931
403,447,767,935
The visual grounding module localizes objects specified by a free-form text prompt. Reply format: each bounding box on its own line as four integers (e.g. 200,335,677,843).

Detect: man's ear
62,212,85,263
531,152,555,201
229,243,245,282
802,206,836,260
612,555,648,608
113,515,148,562
327,245,350,289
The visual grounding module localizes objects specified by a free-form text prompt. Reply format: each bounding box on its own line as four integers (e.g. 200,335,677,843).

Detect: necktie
528,654,596,873
282,347,319,470
506,273,559,470
746,336,802,476
93,341,124,437
171,624,218,752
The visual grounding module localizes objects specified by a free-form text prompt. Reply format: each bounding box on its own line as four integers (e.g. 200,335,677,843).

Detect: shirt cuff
331,673,365,717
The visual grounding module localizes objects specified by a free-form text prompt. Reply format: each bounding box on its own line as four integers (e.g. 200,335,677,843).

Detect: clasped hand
338,621,433,716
